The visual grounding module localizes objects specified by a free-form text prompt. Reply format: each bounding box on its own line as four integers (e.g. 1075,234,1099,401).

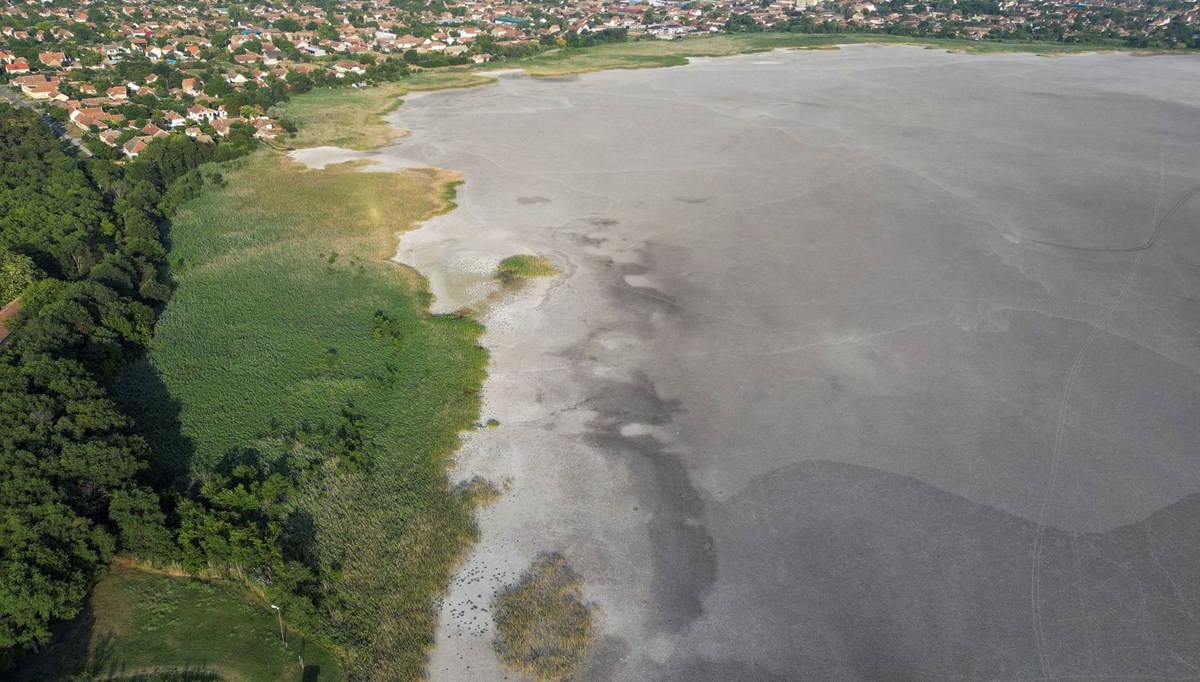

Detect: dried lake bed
332,45,1200,679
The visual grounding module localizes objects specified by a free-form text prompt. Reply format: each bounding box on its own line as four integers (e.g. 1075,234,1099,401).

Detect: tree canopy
0,104,199,660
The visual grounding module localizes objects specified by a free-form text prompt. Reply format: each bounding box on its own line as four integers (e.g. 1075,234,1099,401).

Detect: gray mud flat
384,45,1200,680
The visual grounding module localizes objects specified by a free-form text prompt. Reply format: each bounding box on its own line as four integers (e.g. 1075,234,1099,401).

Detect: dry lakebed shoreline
290,44,1200,680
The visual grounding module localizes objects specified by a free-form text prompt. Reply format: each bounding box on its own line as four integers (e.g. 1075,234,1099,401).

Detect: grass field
111,141,489,677
16,563,342,682
498,33,1140,77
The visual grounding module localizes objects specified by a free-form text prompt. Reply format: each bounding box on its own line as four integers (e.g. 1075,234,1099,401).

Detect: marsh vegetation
492,554,595,681
497,255,557,283
111,148,489,677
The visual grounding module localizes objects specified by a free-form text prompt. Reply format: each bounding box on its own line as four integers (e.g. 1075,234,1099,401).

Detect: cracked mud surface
380,46,1200,679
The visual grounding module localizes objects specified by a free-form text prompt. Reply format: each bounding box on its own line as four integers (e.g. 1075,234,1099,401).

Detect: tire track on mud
1024,181,1200,253
1028,170,1200,678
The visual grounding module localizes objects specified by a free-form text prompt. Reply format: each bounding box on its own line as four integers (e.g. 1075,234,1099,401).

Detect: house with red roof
123,137,149,157
39,52,69,68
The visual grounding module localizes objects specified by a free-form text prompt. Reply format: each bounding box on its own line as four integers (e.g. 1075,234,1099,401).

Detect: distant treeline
729,7,1199,49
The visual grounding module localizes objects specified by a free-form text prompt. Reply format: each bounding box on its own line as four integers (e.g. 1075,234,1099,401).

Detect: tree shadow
282,508,319,573
90,628,126,679
108,356,197,491
8,602,102,681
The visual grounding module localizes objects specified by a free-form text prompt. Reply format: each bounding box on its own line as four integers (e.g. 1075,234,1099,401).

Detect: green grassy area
497,254,557,282
492,554,595,681
111,148,488,677
16,563,342,682
499,33,1140,77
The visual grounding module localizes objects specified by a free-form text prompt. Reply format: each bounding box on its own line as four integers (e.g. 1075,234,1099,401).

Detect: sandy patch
288,145,425,172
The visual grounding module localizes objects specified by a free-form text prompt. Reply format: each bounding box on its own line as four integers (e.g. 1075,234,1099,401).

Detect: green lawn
16,564,342,682
111,150,488,677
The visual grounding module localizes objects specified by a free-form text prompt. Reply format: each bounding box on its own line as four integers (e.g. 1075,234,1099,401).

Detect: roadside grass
15,563,341,682
111,147,488,677
280,71,497,151
492,554,595,681
502,33,1139,77
497,254,557,282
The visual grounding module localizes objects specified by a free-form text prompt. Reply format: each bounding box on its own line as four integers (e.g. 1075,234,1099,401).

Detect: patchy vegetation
497,255,557,283
492,554,595,681
452,475,503,506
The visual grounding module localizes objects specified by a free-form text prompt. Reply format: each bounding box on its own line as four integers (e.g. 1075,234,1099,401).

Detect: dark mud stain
580,371,715,633
572,233,608,247
517,195,551,204
659,459,1200,680
576,635,632,682
590,217,619,227
674,196,712,205
562,255,717,635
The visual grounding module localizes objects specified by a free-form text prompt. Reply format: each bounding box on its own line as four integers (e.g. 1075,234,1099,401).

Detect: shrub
0,249,39,302
492,553,595,680
496,254,556,283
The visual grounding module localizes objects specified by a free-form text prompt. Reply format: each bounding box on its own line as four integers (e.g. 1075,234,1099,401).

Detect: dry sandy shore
288,145,422,171
308,45,1200,680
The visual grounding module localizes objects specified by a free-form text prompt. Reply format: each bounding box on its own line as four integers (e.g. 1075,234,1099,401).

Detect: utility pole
271,604,286,647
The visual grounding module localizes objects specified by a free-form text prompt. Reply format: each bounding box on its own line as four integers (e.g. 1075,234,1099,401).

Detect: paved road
0,84,93,157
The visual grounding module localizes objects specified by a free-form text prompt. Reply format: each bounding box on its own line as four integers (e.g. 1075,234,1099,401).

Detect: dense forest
0,104,183,659
0,103,395,674
0,105,256,667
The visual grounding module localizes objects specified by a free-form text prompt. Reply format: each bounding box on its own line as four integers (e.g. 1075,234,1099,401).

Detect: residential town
1,0,1195,158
